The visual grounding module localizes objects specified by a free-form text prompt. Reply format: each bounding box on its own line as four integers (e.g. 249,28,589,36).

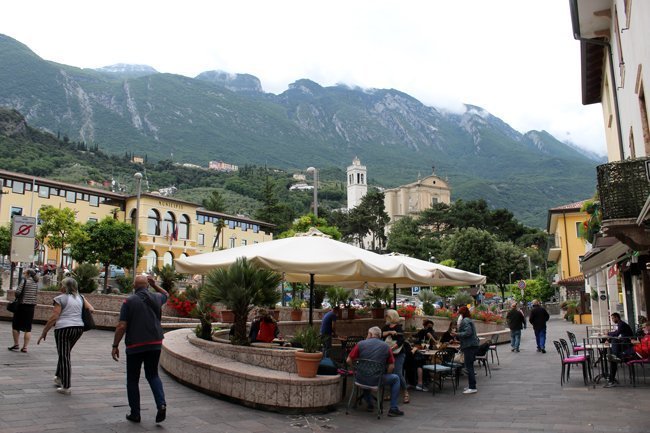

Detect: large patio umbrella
174,229,437,324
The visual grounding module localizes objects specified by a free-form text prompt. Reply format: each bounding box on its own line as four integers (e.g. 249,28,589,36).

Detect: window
89,195,99,207
66,190,76,203
241,239,247,246
197,214,206,224
198,233,205,246
4,179,12,187
163,251,174,267
241,222,248,232
58,189,65,197
25,182,32,191
88,218,98,223
228,220,236,229
147,209,161,235
575,221,583,238
229,237,236,248
12,181,24,194
145,250,158,272
38,186,49,198
163,211,176,238
10,206,22,217
129,209,137,227
253,225,259,233
179,214,190,240
50,187,58,196
76,192,83,200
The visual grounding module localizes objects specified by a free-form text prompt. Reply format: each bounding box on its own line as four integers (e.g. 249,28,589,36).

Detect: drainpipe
569,0,625,160
562,212,572,277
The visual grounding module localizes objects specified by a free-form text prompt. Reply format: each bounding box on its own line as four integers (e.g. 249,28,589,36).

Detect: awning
581,237,630,277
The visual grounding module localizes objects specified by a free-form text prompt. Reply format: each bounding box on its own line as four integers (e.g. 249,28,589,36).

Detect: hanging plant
578,199,601,244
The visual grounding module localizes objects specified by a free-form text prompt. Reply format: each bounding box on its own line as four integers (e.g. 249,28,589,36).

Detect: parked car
99,266,126,279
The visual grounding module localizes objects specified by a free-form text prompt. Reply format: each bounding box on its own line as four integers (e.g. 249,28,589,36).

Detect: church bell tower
347,156,367,210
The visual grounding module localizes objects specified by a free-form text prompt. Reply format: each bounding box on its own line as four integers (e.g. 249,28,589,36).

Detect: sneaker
606,354,621,363
155,405,166,423
603,382,618,388
515,348,520,352
56,387,71,395
463,388,478,394
415,384,429,392
125,413,141,423
541,349,546,354
511,348,515,352
53,376,62,387
387,408,404,417
537,348,542,352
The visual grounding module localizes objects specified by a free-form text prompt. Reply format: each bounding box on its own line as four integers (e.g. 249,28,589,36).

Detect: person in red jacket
256,313,279,343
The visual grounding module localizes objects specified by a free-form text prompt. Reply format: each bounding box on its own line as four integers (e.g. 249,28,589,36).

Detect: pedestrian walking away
37,277,95,395
528,300,549,353
112,274,169,424
506,302,526,352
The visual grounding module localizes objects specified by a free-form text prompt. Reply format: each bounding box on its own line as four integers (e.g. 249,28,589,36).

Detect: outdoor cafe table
583,337,611,384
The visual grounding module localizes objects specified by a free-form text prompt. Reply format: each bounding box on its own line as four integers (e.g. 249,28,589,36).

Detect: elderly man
346,326,404,417
112,275,168,423
528,300,550,353
506,302,526,352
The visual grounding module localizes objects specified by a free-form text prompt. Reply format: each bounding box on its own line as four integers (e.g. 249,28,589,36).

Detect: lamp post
306,167,318,219
509,271,514,285
523,254,532,279
478,262,485,275
132,173,143,284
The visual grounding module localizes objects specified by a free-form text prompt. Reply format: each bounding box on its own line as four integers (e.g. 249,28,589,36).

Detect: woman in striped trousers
38,277,94,394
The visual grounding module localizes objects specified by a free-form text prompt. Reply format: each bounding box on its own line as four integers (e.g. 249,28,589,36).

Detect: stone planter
338,308,356,320
268,309,280,321
295,350,323,378
371,308,385,319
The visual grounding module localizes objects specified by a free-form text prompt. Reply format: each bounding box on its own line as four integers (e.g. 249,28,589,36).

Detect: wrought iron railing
597,157,650,220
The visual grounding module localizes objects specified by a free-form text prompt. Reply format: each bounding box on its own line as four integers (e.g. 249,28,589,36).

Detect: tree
38,206,85,278
212,219,226,251
344,190,390,251
202,258,282,345
202,190,226,212
442,227,498,276
386,217,422,257
277,214,342,240
70,217,140,292
0,224,10,257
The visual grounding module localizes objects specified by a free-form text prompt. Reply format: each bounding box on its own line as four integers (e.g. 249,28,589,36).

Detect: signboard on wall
10,216,37,262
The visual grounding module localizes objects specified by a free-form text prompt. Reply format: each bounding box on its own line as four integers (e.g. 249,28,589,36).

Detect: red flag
172,225,179,241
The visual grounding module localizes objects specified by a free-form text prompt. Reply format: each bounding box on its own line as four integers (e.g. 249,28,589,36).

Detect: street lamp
523,254,532,279
478,262,485,275
509,271,514,285
306,167,318,219
132,173,143,284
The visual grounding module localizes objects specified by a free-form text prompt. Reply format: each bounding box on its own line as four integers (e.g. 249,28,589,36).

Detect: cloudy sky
1,0,606,155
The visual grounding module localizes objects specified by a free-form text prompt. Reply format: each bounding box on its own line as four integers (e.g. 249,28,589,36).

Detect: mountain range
0,34,602,227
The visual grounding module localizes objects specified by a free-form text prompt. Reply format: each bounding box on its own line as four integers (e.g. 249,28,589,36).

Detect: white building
347,157,367,210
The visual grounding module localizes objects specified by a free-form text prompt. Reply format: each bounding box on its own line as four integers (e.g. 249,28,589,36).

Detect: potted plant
327,287,354,319
293,326,323,378
289,297,304,321
202,258,282,345
367,288,389,319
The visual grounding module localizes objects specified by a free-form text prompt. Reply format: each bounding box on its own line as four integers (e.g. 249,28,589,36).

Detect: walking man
112,275,168,423
320,306,338,358
506,302,526,352
528,299,550,353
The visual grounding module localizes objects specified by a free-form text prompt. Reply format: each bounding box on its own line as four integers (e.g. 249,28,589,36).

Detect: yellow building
547,200,589,282
0,169,273,272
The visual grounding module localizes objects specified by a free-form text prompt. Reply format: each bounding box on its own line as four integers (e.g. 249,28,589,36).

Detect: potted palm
293,326,323,378
202,258,282,345
289,297,304,321
367,288,389,319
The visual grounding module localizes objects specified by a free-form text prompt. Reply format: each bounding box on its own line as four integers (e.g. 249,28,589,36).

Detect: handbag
80,295,96,331
385,335,403,354
6,281,26,314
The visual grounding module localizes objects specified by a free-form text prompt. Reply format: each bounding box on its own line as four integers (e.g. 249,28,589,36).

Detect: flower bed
431,307,504,325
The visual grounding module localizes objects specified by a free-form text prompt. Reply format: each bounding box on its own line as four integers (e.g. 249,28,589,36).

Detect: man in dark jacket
506,302,526,352
112,275,168,424
528,300,550,353
604,312,635,388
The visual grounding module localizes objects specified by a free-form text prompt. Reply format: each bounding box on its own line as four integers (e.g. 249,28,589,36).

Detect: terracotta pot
290,309,303,321
295,350,323,378
220,310,235,323
371,308,385,319
341,308,356,320
268,309,280,321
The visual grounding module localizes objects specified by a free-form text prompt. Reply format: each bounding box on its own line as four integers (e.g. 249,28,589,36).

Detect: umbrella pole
393,283,397,309
309,274,315,326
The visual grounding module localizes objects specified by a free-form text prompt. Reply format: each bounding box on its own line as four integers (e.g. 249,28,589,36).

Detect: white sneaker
56,387,71,395
53,376,62,387
463,388,478,394
415,385,429,392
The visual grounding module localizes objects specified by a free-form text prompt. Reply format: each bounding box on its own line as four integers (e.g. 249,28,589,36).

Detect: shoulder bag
6,281,26,314
80,295,96,331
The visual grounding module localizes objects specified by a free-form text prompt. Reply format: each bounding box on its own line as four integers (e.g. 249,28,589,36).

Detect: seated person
633,322,650,359
604,312,635,388
248,309,266,343
347,326,404,417
415,320,435,347
440,321,459,344
256,313,280,343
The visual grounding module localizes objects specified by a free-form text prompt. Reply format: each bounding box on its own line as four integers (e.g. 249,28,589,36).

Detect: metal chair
553,340,591,386
337,336,365,400
488,334,500,365
422,349,458,395
474,344,491,378
346,359,385,419
567,331,588,355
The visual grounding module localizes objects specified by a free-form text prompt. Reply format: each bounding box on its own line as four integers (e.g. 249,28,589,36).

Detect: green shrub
422,302,436,315
292,326,322,353
452,292,474,307
73,263,99,293
41,284,60,292
115,275,133,293
153,264,180,296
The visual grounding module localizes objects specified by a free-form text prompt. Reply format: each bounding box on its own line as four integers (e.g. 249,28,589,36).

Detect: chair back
353,359,385,387
567,331,578,349
490,334,499,344
553,340,565,360
342,336,365,363
559,339,572,358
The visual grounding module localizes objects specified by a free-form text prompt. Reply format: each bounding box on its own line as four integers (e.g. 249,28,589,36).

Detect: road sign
411,286,420,296
11,216,37,262
517,280,526,290
12,216,37,238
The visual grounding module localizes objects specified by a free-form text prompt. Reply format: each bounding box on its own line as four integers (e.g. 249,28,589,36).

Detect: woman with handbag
8,269,39,353
382,309,409,403
37,277,94,395
453,305,480,395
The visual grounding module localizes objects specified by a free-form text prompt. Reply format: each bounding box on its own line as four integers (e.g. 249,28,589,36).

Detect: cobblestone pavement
1,316,649,433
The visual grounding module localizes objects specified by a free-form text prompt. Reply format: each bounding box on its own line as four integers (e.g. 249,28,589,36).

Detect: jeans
462,346,477,390
393,352,407,390
363,373,400,410
510,329,521,350
321,334,333,358
534,328,547,350
126,350,166,416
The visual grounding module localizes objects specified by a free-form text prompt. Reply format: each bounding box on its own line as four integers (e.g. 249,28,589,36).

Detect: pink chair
553,340,592,386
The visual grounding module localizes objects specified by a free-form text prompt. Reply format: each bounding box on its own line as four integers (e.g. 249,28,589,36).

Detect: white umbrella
174,229,437,323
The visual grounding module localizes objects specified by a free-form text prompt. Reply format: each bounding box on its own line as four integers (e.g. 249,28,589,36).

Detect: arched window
145,250,158,272
163,251,174,267
179,214,190,240
130,209,137,228
147,209,161,235
163,212,176,238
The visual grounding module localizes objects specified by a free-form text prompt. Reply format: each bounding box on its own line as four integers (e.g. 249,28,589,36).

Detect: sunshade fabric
174,233,436,286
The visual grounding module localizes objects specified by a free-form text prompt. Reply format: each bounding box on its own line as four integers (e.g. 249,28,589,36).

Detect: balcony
597,157,650,250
